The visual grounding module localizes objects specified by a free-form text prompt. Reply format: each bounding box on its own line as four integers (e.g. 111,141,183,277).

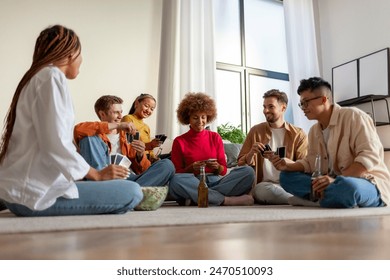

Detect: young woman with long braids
0,25,143,216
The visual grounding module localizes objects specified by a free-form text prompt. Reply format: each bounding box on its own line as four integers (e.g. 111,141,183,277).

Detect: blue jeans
4,180,143,217
127,158,175,186
79,136,175,186
280,171,383,208
169,166,255,205
79,136,110,171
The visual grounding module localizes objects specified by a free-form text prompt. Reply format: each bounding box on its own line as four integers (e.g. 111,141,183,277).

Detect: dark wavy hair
297,77,332,95
0,25,81,163
128,93,156,114
176,92,217,125
297,77,333,103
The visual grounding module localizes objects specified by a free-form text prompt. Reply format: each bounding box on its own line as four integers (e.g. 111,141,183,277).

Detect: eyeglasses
298,96,323,109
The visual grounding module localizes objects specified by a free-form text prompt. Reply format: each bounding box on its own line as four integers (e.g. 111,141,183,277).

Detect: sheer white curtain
157,0,216,139
284,0,319,133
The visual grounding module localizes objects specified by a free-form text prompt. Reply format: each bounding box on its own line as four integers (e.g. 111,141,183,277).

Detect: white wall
314,0,390,124
315,0,390,81
0,0,162,133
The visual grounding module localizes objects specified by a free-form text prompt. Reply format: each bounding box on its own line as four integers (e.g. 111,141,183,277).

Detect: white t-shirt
107,133,121,154
322,127,334,176
262,127,285,183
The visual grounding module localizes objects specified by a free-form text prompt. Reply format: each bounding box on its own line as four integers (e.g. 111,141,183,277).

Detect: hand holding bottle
311,175,335,200
310,154,335,200
310,154,322,201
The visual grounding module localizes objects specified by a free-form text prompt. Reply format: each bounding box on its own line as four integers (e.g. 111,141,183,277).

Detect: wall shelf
338,94,390,126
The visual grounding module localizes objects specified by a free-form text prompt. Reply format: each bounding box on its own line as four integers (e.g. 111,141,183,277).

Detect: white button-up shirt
0,66,90,210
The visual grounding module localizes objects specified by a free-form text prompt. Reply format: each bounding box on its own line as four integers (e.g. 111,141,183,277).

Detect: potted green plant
217,123,246,144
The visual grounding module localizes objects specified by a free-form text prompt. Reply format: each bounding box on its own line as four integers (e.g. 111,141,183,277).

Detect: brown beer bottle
197,165,209,208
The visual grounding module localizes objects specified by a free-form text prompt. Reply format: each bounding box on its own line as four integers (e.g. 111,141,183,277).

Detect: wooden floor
1,214,390,259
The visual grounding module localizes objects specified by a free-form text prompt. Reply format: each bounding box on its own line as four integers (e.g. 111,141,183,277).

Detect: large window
214,0,289,133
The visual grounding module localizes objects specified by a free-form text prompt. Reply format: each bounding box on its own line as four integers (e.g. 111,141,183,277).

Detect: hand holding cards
260,144,272,157
275,146,286,158
260,144,286,158
110,153,132,169
155,134,167,144
127,131,140,143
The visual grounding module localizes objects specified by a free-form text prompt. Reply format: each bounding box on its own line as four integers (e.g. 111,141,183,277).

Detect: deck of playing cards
155,134,167,143
127,131,140,143
110,153,132,169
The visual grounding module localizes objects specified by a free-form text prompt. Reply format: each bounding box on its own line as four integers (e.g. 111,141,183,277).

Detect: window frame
215,0,289,133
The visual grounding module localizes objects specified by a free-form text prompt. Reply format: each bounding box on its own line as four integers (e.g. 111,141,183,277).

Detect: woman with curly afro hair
169,92,255,206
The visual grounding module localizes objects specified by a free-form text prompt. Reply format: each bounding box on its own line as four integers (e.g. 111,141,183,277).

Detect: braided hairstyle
0,25,81,163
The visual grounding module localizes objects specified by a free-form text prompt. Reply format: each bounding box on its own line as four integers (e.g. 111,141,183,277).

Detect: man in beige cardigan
237,89,308,204
274,77,390,208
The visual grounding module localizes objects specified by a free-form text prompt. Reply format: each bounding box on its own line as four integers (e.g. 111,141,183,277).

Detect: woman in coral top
169,92,255,206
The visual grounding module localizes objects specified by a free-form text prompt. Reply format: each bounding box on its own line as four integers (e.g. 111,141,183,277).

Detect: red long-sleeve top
171,127,227,175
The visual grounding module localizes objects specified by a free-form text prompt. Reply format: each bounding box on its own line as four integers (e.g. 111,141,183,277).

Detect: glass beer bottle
198,165,209,208
310,154,322,201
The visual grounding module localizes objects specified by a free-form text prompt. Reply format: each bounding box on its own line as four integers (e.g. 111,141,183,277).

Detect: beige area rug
1,204,390,234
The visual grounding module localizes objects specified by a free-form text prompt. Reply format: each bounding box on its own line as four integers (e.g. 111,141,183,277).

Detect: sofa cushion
224,143,243,168
135,186,169,211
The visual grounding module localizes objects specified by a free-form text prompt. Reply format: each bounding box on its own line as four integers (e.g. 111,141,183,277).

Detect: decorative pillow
223,143,243,168
135,186,169,211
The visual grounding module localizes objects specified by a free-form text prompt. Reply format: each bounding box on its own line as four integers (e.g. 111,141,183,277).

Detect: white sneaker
287,196,320,207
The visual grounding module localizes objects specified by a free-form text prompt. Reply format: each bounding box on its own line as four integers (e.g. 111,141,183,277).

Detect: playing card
126,133,133,143
155,134,167,143
276,146,286,158
119,155,132,169
114,154,123,165
110,154,116,164
159,135,167,143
